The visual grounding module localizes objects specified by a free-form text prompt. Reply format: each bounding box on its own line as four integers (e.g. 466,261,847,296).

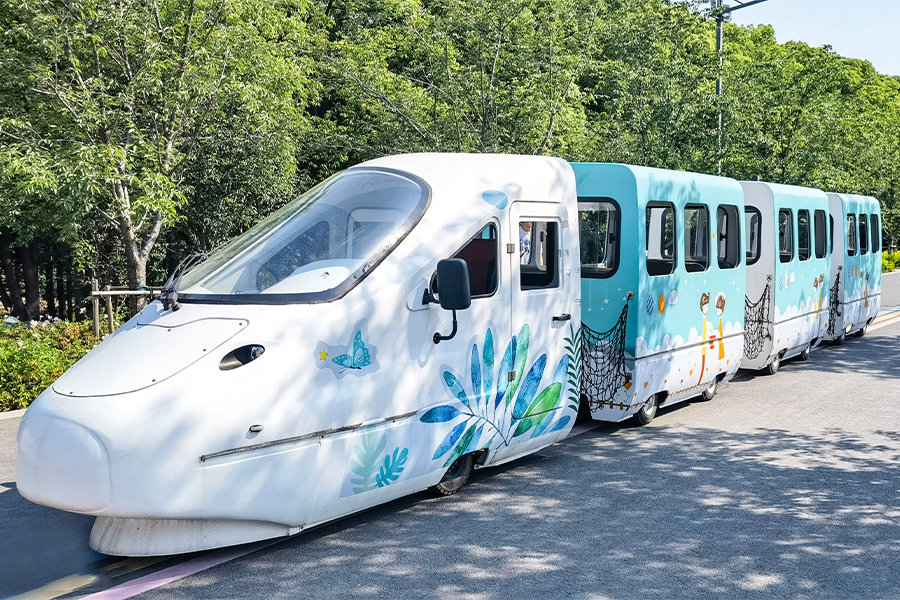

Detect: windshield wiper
159,251,208,311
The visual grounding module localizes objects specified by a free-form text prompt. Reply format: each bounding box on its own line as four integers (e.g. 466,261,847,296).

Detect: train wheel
634,394,658,425
835,331,846,345
855,324,867,338
434,454,474,496
700,379,717,401
766,354,781,375
799,345,810,361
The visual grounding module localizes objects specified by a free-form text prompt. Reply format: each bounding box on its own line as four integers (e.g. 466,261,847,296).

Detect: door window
519,221,559,289
859,215,868,255
684,204,710,272
871,214,881,253
745,207,761,266
452,224,499,298
717,205,740,269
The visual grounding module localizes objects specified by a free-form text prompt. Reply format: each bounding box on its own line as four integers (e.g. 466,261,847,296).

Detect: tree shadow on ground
135,421,900,600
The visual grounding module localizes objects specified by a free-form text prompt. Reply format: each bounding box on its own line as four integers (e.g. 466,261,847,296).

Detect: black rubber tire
634,394,658,425
766,353,781,375
699,379,717,401
433,454,474,496
799,345,810,361
835,331,847,346
575,393,593,425
855,324,867,338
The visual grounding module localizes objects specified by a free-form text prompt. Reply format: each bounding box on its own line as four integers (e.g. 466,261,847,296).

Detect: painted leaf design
376,447,409,487
471,343,481,410
420,405,462,423
444,423,478,467
463,424,484,455
432,420,467,460
551,354,569,387
483,329,494,402
547,415,572,433
512,383,562,437
512,354,547,420
494,336,515,408
507,324,530,404
350,429,387,493
443,371,470,408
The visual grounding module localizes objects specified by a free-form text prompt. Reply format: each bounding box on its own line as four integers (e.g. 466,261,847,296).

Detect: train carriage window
519,221,559,289
798,210,811,261
859,214,868,255
578,199,620,278
646,202,676,276
871,214,881,253
440,223,499,298
814,210,827,259
684,204,710,272
717,205,740,269
745,207,761,266
779,209,794,263
847,214,857,256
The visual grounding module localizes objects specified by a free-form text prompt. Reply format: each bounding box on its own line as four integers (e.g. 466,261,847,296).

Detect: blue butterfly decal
333,331,371,370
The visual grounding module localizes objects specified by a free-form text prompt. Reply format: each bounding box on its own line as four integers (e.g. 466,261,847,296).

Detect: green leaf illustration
506,324,530,405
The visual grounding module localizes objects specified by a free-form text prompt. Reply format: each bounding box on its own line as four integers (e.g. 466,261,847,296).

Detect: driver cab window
431,224,499,299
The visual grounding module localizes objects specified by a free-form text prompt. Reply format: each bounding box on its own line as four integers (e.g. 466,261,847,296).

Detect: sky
726,0,900,76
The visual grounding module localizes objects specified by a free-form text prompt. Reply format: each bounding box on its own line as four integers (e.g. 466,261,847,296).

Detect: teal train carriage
572,164,747,424
740,182,831,374
825,193,882,343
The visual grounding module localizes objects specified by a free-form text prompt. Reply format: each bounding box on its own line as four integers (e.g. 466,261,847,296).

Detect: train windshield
179,167,430,303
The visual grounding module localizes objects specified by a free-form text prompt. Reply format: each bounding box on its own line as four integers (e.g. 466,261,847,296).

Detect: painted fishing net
827,270,842,337
581,301,630,410
743,282,771,360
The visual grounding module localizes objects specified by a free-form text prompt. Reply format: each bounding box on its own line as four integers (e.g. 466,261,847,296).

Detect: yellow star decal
319,350,328,361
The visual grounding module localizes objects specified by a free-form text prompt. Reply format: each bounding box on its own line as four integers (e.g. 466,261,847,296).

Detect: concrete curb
0,408,25,421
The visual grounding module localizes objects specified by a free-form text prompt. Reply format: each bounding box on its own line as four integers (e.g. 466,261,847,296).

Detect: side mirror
435,259,471,311
433,259,470,344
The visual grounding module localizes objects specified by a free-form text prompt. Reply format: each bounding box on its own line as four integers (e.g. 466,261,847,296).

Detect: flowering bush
0,320,101,412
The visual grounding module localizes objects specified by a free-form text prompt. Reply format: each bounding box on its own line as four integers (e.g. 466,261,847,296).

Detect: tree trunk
0,268,12,311
56,257,68,321
19,244,41,320
65,261,74,319
44,258,56,318
0,231,27,319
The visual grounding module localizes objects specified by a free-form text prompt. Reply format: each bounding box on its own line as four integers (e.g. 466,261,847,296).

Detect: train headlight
219,344,266,371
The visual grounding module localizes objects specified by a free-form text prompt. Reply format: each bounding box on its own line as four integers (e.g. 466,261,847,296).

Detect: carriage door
507,202,576,437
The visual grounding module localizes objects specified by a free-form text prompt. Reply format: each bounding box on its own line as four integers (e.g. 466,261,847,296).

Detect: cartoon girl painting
715,292,726,361
699,293,710,384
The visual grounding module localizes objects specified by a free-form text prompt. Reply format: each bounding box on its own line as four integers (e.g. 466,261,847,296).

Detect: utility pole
712,0,773,176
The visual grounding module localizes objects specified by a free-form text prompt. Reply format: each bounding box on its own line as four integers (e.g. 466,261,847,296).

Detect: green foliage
883,250,900,273
0,320,99,411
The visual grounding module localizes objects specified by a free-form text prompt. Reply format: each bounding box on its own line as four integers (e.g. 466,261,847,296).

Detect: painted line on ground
79,540,280,600
872,308,900,324
869,313,900,333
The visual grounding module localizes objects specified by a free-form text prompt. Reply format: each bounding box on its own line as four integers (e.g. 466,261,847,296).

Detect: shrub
0,320,101,412
884,250,900,273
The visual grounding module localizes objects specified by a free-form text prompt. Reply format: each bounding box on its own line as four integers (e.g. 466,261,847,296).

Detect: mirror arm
433,310,459,344
422,287,437,305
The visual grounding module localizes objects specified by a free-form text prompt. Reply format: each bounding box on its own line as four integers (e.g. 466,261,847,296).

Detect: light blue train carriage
572,164,747,423
825,193,882,342
740,182,831,373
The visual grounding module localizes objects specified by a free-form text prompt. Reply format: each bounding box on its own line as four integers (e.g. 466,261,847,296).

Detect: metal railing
89,280,161,337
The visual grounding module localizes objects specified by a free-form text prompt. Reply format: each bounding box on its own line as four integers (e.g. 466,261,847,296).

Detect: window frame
683,203,710,273
716,204,741,270
578,197,621,279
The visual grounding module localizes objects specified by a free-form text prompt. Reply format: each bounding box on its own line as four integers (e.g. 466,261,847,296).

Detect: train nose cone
16,414,112,513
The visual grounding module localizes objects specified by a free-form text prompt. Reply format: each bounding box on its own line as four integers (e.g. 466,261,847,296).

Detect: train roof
571,163,744,205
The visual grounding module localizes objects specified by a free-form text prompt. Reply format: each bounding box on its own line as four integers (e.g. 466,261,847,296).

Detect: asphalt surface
1,273,899,599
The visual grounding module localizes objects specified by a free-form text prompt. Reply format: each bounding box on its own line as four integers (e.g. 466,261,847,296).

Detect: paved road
2,275,899,599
